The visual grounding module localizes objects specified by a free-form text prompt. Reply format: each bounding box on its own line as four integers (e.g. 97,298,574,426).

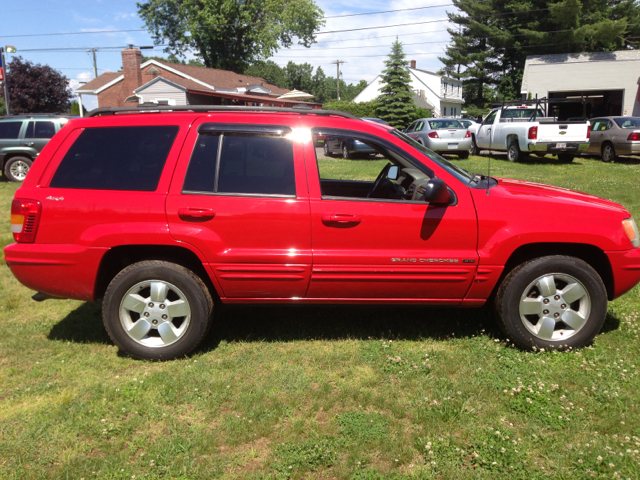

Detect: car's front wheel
469,135,479,156
324,142,332,157
4,156,33,182
103,261,213,360
494,256,607,351
342,144,350,159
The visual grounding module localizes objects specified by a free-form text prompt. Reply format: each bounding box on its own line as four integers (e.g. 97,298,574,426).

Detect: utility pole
0,47,11,115
87,48,99,78
331,60,346,101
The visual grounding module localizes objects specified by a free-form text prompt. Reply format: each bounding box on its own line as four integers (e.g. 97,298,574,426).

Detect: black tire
342,144,350,160
102,261,213,360
469,135,479,156
557,153,574,163
323,142,332,157
458,151,469,160
494,256,607,351
601,142,616,163
507,140,527,162
4,156,33,182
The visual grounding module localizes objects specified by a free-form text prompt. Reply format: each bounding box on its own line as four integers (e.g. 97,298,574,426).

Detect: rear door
23,120,58,156
166,117,312,299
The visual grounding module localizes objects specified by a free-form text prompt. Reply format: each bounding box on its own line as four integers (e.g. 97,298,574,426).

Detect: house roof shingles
76,72,121,92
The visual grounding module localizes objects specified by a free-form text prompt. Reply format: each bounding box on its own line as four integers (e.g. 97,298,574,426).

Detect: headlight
622,218,639,248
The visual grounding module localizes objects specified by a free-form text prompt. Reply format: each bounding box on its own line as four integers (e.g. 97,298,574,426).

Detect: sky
1,0,455,110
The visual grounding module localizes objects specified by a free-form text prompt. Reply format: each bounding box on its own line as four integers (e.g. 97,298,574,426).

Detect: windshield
614,117,640,129
502,108,545,119
391,129,475,184
429,119,463,129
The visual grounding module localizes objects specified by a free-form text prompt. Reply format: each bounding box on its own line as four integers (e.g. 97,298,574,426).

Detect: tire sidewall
507,142,518,162
5,156,33,182
324,142,330,156
601,143,614,162
469,136,477,155
497,256,607,350
342,145,349,159
103,261,212,360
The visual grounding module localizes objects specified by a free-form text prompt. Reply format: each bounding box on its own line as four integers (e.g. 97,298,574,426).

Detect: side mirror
421,178,451,204
387,165,399,180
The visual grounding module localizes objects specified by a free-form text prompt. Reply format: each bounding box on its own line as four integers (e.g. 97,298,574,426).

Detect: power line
0,2,597,39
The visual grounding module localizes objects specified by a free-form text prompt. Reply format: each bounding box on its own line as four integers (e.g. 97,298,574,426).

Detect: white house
353,60,463,118
522,50,640,118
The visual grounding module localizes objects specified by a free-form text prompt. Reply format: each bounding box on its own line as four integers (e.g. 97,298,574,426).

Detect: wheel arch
494,242,614,301
506,133,519,149
94,244,221,302
2,151,33,169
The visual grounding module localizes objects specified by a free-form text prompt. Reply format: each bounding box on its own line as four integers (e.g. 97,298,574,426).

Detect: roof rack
87,104,359,120
0,113,74,120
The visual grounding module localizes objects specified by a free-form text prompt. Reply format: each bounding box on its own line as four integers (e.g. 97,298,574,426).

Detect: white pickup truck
467,106,591,162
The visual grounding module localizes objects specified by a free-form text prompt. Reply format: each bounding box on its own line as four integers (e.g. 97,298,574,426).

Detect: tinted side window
0,122,23,139
183,134,220,193
50,126,178,191
26,121,56,139
217,135,295,196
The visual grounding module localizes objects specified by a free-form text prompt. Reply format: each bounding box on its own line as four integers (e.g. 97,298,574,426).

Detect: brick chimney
410,60,416,69
122,48,142,104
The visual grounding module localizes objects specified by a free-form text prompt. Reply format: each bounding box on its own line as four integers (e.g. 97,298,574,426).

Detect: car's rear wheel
601,143,616,163
494,256,607,350
507,140,526,162
103,261,213,360
4,156,33,182
323,142,332,157
469,136,479,156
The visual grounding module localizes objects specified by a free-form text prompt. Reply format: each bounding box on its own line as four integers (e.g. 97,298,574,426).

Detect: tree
138,0,325,73
440,0,640,106
376,40,416,129
70,100,87,116
5,57,73,114
0,96,6,116
245,60,287,87
142,54,204,67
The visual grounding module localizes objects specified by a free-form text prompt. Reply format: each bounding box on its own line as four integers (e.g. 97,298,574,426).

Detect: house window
443,107,447,116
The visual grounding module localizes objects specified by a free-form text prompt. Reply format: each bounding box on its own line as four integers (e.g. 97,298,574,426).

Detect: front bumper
528,142,590,153
606,247,640,300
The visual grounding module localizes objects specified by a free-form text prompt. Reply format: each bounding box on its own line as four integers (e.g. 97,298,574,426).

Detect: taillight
428,131,439,139
587,125,591,140
464,130,471,138
11,198,41,243
528,126,538,140
627,132,640,141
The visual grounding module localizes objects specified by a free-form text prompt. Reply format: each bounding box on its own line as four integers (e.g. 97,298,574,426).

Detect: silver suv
0,114,71,182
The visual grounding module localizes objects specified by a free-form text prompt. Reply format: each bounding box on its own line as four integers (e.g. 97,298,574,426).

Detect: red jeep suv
5,106,640,360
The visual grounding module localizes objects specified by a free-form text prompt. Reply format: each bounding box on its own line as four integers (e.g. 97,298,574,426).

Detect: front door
166,118,312,299
303,128,478,303
475,110,498,149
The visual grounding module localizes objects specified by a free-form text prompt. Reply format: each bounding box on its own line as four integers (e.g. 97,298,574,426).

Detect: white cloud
269,0,453,85
114,12,137,21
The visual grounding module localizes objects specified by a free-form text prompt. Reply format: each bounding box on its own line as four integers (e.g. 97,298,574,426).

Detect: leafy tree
5,57,73,114
323,100,431,123
138,0,325,73
284,62,314,92
375,39,416,129
0,96,6,116
245,60,287,87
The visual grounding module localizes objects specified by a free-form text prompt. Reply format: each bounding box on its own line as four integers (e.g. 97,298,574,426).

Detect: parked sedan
323,134,378,159
405,118,471,159
458,118,478,129
587,116,640,162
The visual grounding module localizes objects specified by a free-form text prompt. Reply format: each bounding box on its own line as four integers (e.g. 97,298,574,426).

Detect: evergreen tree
376,39,416,129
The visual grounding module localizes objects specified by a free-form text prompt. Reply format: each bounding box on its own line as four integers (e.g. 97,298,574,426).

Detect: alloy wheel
9,160,30,181
518,273,591,341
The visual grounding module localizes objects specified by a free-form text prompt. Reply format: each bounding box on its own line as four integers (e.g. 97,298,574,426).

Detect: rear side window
26,121,56,139
0,121,23,139
183,133,295,196
50,126,178,191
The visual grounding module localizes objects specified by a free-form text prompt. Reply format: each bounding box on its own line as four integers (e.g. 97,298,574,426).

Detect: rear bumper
614,142,640,155
349,143,377,154
606,247,640,300
528,142,590,153
426,138,472,152
4,243,108,301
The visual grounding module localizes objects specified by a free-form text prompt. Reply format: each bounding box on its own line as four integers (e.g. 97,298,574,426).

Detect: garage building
521,50,640,120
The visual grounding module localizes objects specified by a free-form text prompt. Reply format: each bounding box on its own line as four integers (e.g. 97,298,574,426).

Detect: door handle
322,213,362,225
178,207,215,220
25,142,34,146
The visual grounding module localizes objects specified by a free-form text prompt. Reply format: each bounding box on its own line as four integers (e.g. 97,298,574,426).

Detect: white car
467,106,591,162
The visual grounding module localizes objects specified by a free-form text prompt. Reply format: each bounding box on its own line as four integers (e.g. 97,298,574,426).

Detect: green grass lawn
1,154,639,480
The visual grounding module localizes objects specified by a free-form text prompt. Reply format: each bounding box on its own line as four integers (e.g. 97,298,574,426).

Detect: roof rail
87,104,359,120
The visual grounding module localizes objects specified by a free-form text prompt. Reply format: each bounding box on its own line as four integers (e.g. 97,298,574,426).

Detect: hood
493,177,629,215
